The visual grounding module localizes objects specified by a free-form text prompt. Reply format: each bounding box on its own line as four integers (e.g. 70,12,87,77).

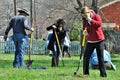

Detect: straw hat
18,8,29,16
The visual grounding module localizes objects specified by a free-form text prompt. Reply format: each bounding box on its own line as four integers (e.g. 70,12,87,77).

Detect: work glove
31,28,34,32
52,25,57,29
82,30,87,35
86,13,91,22
4,35,7,41
27,33,31,38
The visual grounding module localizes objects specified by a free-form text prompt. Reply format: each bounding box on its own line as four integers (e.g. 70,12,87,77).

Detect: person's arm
24,19,34,32
46,25,52,31
4,19,14,41
5,19,14,35
46,24,56,31
90,14,102,27
82,18,88,36
82,18,87,30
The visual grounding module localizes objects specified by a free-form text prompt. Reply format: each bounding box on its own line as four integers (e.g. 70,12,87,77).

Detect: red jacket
82,11,105,41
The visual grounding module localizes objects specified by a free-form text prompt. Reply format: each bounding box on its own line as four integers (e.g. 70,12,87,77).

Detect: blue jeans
12,34,26,68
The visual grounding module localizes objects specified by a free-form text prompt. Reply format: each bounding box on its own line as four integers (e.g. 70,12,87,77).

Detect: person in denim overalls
4,8,34,68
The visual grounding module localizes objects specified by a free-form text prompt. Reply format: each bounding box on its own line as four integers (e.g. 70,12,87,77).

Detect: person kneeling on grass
89,49,116,70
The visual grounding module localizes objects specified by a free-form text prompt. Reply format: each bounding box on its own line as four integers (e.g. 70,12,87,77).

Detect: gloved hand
86,13,91,21
27,33,31,38
4,35,7,41
52,25,57,29
82,30,87,35
31,28,34,32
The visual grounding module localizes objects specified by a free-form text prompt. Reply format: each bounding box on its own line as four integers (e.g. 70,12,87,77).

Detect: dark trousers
51,44,60,67
62,46,71,57
83,40,107,77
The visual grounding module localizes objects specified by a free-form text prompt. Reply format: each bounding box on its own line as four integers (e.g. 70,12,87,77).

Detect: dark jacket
46,24,66,51
5,15,32,35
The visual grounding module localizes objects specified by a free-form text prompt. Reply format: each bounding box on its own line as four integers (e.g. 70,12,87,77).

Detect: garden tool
74,27,87,75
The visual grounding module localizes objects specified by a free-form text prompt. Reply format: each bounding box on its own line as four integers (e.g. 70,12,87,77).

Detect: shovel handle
82,27,87,47
29,21,34,60
54,30,64,66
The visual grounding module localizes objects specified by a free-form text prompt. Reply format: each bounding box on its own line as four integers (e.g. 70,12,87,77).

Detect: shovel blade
26,60,33,68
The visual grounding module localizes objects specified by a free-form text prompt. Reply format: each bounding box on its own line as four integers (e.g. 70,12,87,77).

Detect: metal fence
0,41,80,54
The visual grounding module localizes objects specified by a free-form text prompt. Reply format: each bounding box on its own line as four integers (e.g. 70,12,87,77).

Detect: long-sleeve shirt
46,24,66,51
5,15,32,35
82,11,105,42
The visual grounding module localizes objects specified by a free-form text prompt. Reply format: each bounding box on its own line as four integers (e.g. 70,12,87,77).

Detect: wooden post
14,0,16,15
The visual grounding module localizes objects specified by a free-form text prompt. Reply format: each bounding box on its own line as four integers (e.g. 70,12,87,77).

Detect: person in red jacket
81,6,107,77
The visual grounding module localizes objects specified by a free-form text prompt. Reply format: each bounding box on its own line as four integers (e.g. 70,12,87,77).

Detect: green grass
0,53,120,80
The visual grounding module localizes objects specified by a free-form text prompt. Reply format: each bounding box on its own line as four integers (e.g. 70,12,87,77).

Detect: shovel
26,31,33,69
26,24,34,69
74,27,87,75
54,29,65,66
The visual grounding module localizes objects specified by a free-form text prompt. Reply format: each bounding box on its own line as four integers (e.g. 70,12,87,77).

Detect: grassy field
0,53,120,80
